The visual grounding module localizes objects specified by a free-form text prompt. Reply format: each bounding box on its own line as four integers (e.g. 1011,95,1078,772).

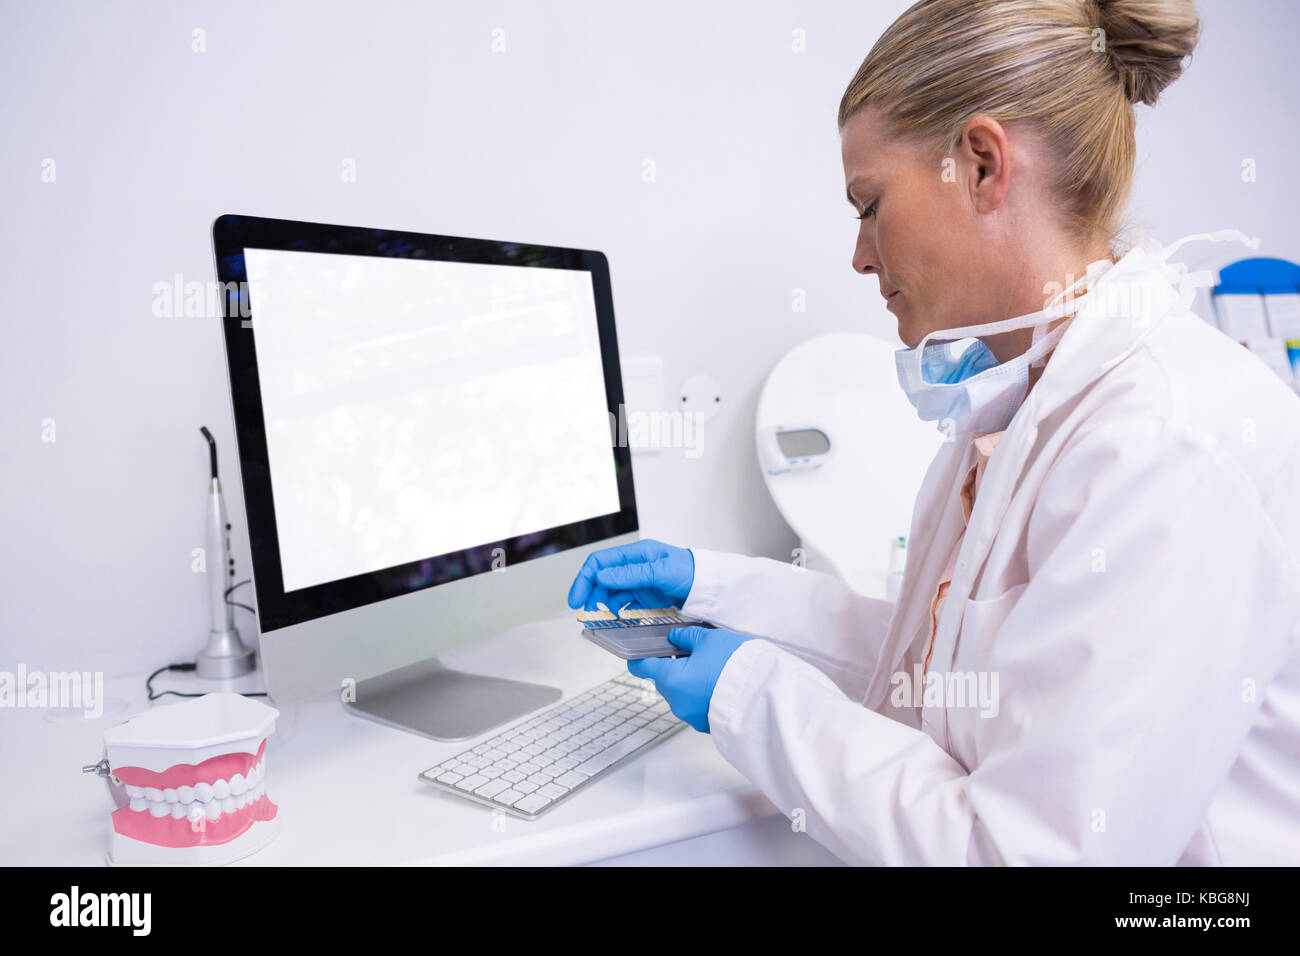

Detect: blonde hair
838,0,1201,245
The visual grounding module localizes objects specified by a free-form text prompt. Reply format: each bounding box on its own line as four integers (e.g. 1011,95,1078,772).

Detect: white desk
1,612,841,866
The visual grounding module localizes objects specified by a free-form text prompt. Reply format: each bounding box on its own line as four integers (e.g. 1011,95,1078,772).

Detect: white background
244,248,618,591
2,0,1297,677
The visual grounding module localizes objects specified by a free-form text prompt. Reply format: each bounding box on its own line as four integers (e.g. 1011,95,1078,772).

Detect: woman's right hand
567,539,695,614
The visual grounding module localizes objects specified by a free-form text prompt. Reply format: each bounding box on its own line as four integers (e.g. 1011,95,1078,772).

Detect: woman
569,0,1300,865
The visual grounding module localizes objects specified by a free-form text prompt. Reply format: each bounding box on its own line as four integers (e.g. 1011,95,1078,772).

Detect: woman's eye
856,201,877,221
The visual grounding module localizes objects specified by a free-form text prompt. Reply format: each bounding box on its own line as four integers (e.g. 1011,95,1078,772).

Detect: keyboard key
480,767,503,780
515,762,541,776
515,780,539,794
435,772,462,785
574,729,657,777
474,779,511,799
455,774,489,792
494,788,525,807
502,770,526,783
513,794,552,815
556,757,581,770
551,770,588,789
539,782,568,799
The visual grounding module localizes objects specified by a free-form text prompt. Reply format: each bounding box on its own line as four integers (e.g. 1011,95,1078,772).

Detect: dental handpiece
197,427,254,679
200,426,234,634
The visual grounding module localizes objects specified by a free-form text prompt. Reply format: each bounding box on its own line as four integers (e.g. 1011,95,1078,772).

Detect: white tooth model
100,692,280,865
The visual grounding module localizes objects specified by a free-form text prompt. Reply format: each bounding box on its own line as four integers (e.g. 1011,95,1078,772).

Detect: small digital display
776,428,830,459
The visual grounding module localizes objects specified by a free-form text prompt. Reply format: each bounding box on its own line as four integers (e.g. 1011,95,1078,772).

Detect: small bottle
885,536,907,603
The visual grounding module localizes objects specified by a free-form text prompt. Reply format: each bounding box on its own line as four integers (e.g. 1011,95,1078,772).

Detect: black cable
146,663,202,701
225,578,255,615
146,662,267,700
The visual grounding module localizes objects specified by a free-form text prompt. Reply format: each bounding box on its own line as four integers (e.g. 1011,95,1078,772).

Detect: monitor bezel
211,214,638,632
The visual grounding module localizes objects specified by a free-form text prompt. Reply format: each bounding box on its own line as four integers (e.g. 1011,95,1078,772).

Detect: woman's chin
896,318,922,349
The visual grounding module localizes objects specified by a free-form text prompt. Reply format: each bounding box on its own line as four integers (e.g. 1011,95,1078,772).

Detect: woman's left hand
628,626,752,733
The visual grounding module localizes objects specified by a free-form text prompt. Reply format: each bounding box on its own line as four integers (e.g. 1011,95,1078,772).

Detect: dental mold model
102,692,280,865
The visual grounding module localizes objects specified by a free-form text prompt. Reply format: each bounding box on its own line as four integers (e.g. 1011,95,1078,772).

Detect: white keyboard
418,672,687,819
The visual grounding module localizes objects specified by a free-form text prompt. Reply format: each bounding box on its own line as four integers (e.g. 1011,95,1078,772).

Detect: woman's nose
853,239,879,276
852,223,879,276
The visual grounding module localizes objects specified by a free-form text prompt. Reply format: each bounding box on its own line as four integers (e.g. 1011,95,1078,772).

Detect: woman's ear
959,115,1012,213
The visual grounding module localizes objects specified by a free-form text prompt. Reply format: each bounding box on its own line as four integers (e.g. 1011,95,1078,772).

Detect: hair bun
1090,0,1201,105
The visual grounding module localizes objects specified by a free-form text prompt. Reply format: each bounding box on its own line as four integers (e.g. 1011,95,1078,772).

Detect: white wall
3,0,1297,678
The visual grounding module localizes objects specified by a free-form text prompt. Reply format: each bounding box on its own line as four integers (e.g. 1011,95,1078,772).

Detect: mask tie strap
1158,229,1262,313
1028,268,1093,368
913,271,1090,378
1160,228,1260,263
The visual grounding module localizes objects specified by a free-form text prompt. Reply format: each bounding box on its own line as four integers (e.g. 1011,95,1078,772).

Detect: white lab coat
684,238,1300,865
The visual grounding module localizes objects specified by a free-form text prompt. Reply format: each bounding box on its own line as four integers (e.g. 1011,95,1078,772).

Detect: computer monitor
211,215,639,740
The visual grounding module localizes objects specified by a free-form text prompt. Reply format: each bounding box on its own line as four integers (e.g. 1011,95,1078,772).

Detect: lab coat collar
1024,235,1183,428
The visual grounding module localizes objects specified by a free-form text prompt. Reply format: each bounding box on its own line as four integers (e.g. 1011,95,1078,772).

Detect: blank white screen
243,247,621,592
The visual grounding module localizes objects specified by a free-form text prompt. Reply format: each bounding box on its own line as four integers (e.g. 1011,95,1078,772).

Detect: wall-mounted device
198,426,256,679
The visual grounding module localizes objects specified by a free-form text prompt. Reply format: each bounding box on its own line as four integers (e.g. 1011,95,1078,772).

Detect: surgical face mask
894,268,1094,436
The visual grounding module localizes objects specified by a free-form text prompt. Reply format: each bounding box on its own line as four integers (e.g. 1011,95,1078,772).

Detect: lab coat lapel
920,256,1181,734
864,436,975,715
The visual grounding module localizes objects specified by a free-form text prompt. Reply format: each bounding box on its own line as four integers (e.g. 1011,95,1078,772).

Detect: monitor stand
343,656,562,742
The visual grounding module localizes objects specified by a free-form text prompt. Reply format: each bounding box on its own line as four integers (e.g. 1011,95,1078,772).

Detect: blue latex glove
628,626,752,733
567,539,695,614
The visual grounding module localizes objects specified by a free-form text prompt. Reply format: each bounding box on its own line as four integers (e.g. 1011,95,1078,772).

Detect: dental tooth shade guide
90,692,281,865
574,604,711,660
